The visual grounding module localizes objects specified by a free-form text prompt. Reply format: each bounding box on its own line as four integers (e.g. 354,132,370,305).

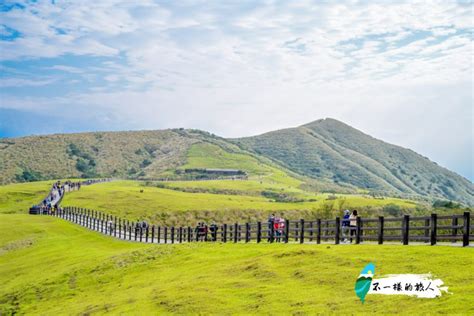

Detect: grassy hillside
0,129,197,184
1,214,473,315
234,118,473,205
0,180,54,214
1,119,472,204
59,180,420,225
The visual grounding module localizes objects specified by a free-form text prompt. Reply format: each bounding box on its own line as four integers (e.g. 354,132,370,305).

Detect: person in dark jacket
341,210,350,243
209,223,218,241
267,214,275,241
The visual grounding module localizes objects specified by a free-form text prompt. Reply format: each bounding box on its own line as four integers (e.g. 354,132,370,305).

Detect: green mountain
0,118,472,204
234,118,473,205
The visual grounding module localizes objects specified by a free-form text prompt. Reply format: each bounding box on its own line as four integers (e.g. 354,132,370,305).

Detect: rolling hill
234,119,473,205
0,119,472,204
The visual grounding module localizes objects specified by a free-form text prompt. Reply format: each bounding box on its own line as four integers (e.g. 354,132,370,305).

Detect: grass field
60,180,418,225
0,214,472,315
0,181,54,214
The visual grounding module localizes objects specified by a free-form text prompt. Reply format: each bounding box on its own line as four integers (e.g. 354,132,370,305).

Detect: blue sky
0,0,472,181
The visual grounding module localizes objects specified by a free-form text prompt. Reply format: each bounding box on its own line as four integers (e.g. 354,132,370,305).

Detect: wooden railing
40,207,473,247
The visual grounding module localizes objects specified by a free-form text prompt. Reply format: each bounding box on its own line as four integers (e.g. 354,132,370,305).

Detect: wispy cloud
0,0,472,180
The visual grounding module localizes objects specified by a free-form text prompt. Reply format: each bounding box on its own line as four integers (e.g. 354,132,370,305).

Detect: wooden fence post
317,219,321,244
164,227,168,244
145,226,149,243
245,223,250,243
430,214,437,246
335,217,340,245
355,216,361,244
128,223,132,240
151,225,155,243
294,221,299,242
270,221,275,243
234,223,238,243
463,212,470,247
257,222,261,243
179,227,183,243
402,215,409,245
223,224,227,243
309,221,314,242
99,213,104,233
187,226,191,243
284,219,290,243
378,216,384,245
171,227,175,244
300,219,305,244
157,226,161,243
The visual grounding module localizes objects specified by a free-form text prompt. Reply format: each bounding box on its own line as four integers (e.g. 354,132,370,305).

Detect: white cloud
0,1,472,179
0,77,55,87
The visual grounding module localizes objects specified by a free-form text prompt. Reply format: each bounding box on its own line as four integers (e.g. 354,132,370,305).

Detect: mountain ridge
1,118,472,205
234,118,472,205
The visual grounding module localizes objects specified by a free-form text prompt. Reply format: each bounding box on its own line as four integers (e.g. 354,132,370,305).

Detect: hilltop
234,119,473,205
0,119,472,204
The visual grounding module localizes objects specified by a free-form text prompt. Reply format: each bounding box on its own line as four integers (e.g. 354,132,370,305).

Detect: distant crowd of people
31,179,110,215
125,211,361,243
267,214,286,242
194,222,219,241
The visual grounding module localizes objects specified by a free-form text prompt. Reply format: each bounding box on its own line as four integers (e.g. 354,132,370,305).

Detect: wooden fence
41,207,473,247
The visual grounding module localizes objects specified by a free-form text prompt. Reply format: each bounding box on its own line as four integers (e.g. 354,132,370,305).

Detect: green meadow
0,214,472,315
0,181,54,214
60,180,418,225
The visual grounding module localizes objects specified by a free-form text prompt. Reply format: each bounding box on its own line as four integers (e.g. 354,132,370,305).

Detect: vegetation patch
0,214,472,315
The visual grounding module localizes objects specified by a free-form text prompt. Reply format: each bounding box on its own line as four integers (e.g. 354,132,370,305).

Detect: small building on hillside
184,168,247,176
175,168,248,180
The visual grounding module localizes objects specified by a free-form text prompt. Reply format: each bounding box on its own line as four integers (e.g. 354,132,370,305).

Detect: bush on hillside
15,170,43,182
382,203,403,217
432,200,461,209
141,159,152,168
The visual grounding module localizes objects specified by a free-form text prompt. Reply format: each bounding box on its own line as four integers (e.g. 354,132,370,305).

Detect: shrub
141,159,152,168
15,170,43,182
382,203,402,217
432,200,460,209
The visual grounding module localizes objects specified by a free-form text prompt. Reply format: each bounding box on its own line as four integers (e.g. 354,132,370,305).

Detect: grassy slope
1,215,473,315
0,130,195,183
61,181,417,224
59,140,419,225
234,118,474,205
0,181,54,214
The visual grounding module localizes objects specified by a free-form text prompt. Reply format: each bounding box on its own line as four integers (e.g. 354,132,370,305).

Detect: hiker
203,223,209,242
274,217,281,242
278,217,286,242
349,210,358,243
341,210,350,243
108,220,114,234
195,223,201,241
267,214,275,241
210,223,218,241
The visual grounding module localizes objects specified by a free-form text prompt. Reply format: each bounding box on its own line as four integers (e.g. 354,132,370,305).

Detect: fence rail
38,207,473,247
28,181,473,247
